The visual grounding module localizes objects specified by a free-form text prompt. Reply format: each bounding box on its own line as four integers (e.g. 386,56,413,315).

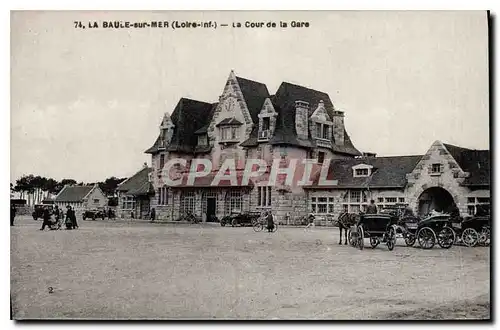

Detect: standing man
150,208,156,222
266,211,275,233
10,204,16,226
70,206,78,229
54,205,61,229
366,200,378,214
40,206,52,231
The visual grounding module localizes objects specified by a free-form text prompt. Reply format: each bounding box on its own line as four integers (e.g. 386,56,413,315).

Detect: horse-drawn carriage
398,214,455,249
451,215,490,247
349,213,398,250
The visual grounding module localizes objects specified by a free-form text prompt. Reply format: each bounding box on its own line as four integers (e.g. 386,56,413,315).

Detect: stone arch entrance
417,187,457,217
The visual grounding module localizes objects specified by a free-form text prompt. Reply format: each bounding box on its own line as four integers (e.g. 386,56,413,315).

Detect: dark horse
333,212,360,245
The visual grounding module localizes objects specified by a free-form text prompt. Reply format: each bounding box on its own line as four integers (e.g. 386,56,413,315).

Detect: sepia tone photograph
10,10,490,320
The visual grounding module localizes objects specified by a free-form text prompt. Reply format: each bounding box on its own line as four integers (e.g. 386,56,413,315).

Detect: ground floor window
158,186,168,205
341,190,368,213
257,186,272,207
225,190,243,215
376,196,404,212
180,191,196,215
122,196,136,210
467,197,490,216
310,197,335,214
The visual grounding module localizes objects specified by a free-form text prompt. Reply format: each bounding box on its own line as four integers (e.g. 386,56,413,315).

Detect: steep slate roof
55,185,94,202
145,99,216,154
235,76,271,123
241,82,361,155
305,155,422,189
216,117,243,127
117,167,154,195
443,143,490,186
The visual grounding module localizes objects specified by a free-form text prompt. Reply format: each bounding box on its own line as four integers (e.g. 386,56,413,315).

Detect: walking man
40,206,52,231
266,211,275,233
366,200,378,214
54,205,61,229
304,213,315,231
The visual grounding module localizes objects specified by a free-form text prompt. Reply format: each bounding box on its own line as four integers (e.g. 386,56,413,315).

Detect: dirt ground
10,215,490,320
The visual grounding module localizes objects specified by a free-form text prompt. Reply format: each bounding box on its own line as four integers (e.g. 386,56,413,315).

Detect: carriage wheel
253,221,263,232
386,226,396,251
231,219,237,227
478,227,490,246
437,227,455,249
404,234,416,247
417,227,436,249
357,226,364,250
462,228,479,247
370,237,379,248
348,228,357,247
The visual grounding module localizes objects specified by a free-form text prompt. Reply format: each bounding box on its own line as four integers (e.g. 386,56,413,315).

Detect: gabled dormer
257,98,278,141
216,117,243,144
352,164,373,177
159,112,175,149
309,100,333,147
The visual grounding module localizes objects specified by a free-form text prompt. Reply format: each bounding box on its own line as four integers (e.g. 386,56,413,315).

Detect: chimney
295,100,309,140
332,110,345,146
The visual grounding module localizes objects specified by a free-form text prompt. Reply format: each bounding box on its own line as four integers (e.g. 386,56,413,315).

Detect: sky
10,10,489,183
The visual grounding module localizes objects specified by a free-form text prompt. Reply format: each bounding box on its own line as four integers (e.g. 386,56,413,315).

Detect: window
350,191,361,203
477,198,490,204
180,191,195,215
231,127,237,139
431,163,442,174
322,125,329,139
310,196,335,214
93,199,99,204
160,154,165,169
122,196,136,210
314,123,331,140
466,196,491,216
221,127,231,140
467,197,476,204
318,152,325,164
467,205,475,216
158,187,168,205
377,197,384,203
385,197,397,203
262,117,270,131
355,168,369,176
257,186,272,207
316,123,322,138
351,205,360,214
398,198,405,203
221,126,239,141
226,190,242,214
198,135,208,146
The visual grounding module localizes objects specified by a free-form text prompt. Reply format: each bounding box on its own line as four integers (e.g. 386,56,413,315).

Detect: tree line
11,174,127,205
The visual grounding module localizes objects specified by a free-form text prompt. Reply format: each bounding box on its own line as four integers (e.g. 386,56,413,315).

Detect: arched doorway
417,187,457,217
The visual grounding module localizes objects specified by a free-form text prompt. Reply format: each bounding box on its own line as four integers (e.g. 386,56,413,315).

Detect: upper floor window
220,126,240,141
352,164,373,177
257,186,272,207
160,154,165,169
198,134,208,146
431,163,442,174
314,122,331,140
317,151,325,164
355,168,369,176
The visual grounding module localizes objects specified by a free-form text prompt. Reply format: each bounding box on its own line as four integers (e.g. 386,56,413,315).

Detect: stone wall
332,111,345,145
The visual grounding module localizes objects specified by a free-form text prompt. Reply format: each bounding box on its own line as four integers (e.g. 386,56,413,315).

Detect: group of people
40,205,78,231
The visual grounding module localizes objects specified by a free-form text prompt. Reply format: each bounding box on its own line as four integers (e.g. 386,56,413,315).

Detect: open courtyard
10,216,490,320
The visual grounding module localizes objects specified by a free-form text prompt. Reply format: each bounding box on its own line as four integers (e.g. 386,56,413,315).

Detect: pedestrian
65,206,73,229
40,206,52,231
10,204,16,226
266,211,275,233
108,208,114,220
54,205,62,229
70,207,78,229
305,213,315,231
150,208,156,222
366,200,378,214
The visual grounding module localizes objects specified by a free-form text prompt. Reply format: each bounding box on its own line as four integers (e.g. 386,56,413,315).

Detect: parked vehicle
82,209,106,221
220,211,261,227
349,213,398,251
32,204,53,221
405,214,455,249
451,215,490,247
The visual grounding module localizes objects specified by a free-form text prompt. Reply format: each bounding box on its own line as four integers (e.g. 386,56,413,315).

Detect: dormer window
216,117,242,143
355,168,369,176
198,134,208,146
258,116,272,141
352,164,373,177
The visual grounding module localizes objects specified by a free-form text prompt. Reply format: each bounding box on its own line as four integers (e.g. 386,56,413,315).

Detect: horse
333,212,360,245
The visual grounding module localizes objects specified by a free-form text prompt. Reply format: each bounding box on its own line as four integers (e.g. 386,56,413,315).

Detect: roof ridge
179,97,213,106
235,75,268,86
278,81,330,96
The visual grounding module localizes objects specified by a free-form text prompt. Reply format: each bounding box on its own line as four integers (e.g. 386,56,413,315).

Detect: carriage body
351,213,398,250
453,215,490,247
411,214,455,249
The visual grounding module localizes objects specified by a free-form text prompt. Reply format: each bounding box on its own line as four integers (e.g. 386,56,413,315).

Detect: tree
98,177,127,197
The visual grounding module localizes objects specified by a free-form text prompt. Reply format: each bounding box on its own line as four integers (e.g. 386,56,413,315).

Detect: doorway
206,198,217,222
417,187,456,217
